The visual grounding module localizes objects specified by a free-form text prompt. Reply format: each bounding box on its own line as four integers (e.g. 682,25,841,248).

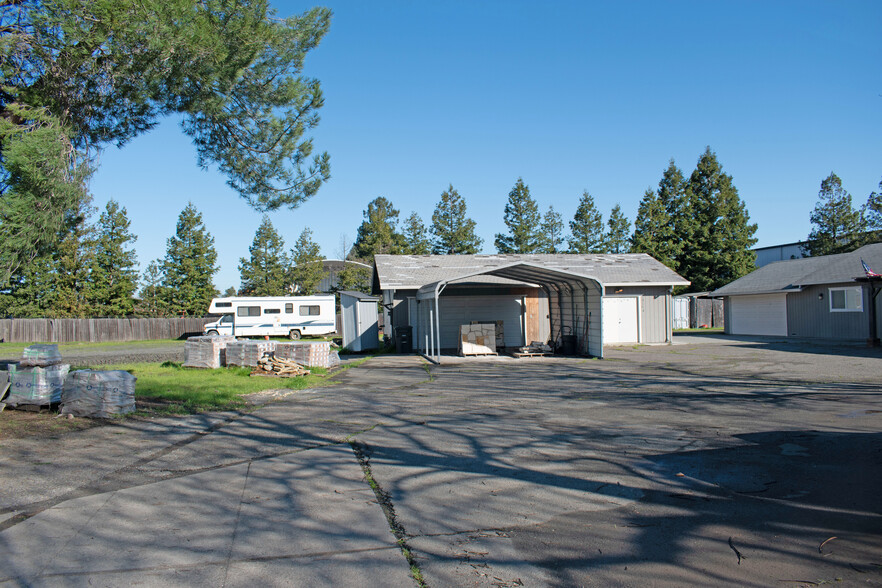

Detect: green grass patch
91,361,330,414
0,339,185,355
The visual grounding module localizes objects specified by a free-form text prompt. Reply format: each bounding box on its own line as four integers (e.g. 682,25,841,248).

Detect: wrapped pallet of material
183,335,237,369
328,350,341,368
224,340,276,367
5,363,70,407
20,344,63,367
61,370,136,417
274,341,331,368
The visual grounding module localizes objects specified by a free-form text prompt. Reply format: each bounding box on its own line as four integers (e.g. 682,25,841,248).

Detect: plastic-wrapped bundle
328,350,341,368
274,342,331,368
224,340,276,367
5,363,70,407
61,370,136,417
20,344,63,367
183,335,237,369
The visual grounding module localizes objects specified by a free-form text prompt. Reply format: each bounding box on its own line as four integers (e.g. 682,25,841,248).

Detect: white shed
340,291,380,352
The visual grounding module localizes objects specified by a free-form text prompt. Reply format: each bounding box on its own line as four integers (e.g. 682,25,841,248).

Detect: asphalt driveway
1,334,880,586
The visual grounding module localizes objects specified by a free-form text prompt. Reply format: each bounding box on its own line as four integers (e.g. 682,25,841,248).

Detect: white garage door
729,294,787,336
603,297,639,344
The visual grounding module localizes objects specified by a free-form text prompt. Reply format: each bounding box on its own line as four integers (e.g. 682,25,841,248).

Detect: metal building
339,291,380,352
372,254,689,363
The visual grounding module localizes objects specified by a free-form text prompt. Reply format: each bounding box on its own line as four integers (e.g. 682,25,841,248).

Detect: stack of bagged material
183,335,236,369
274,341,331,368
61,370,136,417
225,340,276,367
328,350,341,367
6,344,70,407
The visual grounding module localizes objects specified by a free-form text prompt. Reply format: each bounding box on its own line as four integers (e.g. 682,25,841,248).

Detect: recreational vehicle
203,296,336,339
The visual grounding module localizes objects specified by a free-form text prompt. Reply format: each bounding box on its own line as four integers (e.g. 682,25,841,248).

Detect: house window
829,287,862,312
237,306,261,317
264,308,280,314
299,305,320,316
285,303,293,313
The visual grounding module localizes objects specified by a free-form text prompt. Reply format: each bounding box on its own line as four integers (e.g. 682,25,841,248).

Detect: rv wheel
207,330,219,336
289,329,301,340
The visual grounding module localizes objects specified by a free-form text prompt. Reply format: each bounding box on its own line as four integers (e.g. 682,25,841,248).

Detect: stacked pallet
274,342,332,368
183,335,236,369
252,356,310,377
5,344,70,408
224,340,276,367
511,341,553,358
61,370,136,417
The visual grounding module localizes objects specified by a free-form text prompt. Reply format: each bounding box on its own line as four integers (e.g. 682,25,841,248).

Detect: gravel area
0,342,186,367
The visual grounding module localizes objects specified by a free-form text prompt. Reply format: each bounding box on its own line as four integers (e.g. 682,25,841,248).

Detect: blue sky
89,0,882,291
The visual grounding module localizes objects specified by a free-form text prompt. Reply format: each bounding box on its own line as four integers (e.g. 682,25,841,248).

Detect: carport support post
429,308,434,358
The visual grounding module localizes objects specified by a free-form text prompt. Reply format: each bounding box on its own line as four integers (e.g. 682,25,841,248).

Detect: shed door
603,297,639,344
729,294,787,336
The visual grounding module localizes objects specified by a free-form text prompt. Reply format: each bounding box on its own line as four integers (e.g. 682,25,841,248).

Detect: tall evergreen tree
90,200,139,316
495,178,542,253
51,196,96,317
238,215,291,296
289,228,327,295
333,263,372,294
866,178,882,240
539,205,565,253
137,260,166,317
631,188,678,268
606,204,631,254
803,173,867,257
352,197,405,260
430,185,483,254
679,147,757,291
160,203,219,316
402,212,431,255
568,190,605,253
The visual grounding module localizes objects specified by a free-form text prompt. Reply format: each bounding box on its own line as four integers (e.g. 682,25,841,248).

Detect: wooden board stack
252,355,310,377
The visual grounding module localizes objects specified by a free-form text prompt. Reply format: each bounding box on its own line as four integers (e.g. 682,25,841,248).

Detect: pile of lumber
251,355,310,377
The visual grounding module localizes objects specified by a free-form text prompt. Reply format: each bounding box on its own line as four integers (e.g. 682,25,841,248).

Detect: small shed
340,291,380,352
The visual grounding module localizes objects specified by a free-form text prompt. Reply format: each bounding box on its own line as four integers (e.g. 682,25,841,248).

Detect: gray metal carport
414,262,604,363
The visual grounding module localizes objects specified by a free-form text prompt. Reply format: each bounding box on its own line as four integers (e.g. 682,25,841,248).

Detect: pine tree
51,196,96,317
803,173,867,257
90,200,139,316
539,205,565,253
402,212,430,255
353,197,405,261
429,185,482,254
495,178,542,253
333,263,372,294
606,204,631,254
0,255,55,317
631,188,678,268
238,215,291,296
866,178,882,241
160,203,219,316
223,286,238,297
289,228,327,295
568,190,605,253
679,147,757,291
137,260,166,317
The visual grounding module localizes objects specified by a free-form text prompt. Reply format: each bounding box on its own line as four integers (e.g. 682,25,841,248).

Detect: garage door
603,297,639,344
729,294,787,336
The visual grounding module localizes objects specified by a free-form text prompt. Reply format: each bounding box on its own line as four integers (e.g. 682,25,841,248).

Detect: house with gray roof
712,243,882,342
373,253,689,360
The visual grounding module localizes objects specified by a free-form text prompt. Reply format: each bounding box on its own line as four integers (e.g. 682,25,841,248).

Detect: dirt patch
0,407,102,440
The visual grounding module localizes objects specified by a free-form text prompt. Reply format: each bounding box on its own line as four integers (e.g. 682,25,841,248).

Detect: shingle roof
712,243,882,296
374,253,689,291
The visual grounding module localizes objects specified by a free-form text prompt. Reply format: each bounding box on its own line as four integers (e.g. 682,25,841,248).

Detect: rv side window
216,302,232,308
264,308,280,314
299,305,320,316
237,306,261,317
285,303,293,313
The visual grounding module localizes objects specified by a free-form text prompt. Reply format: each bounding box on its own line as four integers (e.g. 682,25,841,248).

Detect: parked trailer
203,296,336,340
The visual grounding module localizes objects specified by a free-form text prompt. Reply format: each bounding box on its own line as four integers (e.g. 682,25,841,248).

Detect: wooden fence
0,318,212,343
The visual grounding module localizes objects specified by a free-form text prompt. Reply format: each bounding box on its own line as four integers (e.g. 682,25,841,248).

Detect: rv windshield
220,314,233,324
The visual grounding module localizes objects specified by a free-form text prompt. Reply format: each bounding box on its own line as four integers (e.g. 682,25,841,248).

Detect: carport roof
712,243,882,296
374,253,689,292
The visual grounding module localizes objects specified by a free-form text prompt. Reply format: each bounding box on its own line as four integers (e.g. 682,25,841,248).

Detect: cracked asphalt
1,333,880,587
